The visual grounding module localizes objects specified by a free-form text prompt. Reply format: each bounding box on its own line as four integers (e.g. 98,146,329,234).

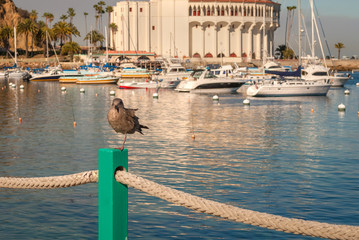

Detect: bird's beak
115,105,120,112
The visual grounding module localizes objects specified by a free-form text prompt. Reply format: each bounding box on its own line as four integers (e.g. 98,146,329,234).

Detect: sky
12,0,359,57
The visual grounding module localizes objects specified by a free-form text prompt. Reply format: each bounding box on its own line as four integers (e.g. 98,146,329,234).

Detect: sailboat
1,27,31,80
246,0,331,97
300,0,350,87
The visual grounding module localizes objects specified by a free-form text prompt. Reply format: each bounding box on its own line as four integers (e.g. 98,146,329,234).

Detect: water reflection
0,79,359,239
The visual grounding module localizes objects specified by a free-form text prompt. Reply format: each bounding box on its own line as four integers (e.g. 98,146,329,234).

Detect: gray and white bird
107,98,148,150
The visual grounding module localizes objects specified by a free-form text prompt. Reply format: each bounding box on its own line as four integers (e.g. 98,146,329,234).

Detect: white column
247,24,254,61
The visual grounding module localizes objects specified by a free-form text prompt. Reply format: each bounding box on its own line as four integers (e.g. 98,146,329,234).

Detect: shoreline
1,57,358,71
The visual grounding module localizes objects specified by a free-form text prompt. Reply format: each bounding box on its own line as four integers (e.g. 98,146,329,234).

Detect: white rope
115,170,359,240
1,170,358,239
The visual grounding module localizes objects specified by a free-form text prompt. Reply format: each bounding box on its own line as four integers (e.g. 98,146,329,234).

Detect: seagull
107,98,148,151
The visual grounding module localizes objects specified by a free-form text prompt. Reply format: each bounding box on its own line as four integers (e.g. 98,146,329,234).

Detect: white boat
118,80,159,89
30,68,63,81
247,77,331,97
302,62,350,87
151,59,191,87
330,72,350,87
175,69,246,93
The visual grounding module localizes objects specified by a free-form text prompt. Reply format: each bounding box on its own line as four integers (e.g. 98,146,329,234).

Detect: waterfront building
111,0,280,61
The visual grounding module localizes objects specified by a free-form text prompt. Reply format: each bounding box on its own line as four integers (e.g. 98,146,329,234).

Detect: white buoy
344,89,350,95
338,103,346,111
243,98,250,105
61,87,66,91
20,85,24,89
212,95,219,101
80,88,85,93
153,92,159,99
11,83,16,88
356,83,359,86
110,90,115,96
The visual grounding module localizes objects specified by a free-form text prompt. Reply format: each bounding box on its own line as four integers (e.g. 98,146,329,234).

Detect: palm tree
67,8,76,42
98,1,106,34
48,13,54,28
84,30,105,49
84,12,89,35
67,8,76,24
93,4,99,31
61,41,81,62
0,25,14,58
42,12,49,26
53,21,71,51
275,44,287,59
106,6,113,48
17,19,37,57
30,10,38,23
60,14,68,22
334,42,345,59
29,10,39,56
109,23,118,50
283,47,295,59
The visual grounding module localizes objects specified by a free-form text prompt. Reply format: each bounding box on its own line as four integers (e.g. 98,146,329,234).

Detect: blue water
0,74,358,239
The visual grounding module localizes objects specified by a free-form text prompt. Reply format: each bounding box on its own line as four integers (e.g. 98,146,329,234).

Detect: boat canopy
265,66,301,77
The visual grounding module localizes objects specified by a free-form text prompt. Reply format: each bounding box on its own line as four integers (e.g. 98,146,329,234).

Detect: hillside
0,0,28,49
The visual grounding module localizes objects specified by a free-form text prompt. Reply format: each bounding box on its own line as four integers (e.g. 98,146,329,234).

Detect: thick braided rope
115,170,359,240
0,171,98,189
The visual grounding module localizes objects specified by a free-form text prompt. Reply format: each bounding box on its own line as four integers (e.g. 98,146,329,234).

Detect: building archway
193,52,201,58
204,52,213,58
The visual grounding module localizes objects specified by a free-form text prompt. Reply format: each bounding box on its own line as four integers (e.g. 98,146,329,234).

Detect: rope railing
0,169,358,239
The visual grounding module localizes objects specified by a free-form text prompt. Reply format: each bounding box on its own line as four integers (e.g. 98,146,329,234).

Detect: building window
130,8,132,12
140,8,143,12
152,26,155,30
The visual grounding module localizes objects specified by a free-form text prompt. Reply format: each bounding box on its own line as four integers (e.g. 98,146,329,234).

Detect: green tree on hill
84,30,104,49
334,42,345,59
61,41,81,62
109,23,118,50
17,19,37,57
0,25,14,59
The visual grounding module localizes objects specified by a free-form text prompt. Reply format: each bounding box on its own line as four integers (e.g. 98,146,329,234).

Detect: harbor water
0,74,359,239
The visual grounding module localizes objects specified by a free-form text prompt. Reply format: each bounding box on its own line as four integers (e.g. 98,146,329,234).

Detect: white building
111,0,281,61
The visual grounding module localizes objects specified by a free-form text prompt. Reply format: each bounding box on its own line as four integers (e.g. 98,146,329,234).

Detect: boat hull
247,81,331,97
176,79,245,93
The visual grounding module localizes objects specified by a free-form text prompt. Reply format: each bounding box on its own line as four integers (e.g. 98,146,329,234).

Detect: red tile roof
189,0,279,4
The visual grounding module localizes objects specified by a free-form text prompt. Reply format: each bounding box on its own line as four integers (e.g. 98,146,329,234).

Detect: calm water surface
0,74,359,239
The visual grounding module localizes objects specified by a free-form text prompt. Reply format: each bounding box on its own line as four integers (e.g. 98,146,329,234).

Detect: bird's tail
138,124,149,134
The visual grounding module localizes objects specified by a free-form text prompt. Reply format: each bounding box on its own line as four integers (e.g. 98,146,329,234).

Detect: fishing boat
76,75,119,84
175,69,246,93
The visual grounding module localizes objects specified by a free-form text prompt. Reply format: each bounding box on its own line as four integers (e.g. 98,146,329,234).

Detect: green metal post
98,148,128,240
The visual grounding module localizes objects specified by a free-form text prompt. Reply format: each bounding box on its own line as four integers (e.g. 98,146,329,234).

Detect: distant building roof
188,0,280,4
106,51,156,56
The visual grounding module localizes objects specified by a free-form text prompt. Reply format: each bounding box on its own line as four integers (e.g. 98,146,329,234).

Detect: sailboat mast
14,27,17,65
262,4,266,75
310,0,315,58
298,0,302,66
46,31,49,64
